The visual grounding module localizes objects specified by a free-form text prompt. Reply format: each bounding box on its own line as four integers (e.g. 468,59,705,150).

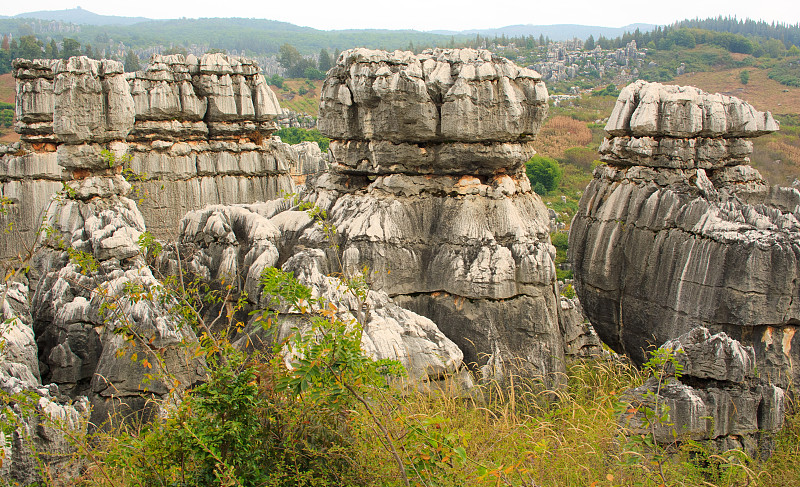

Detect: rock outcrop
26,57,204,426
310,48,563,383
168,200,466,386
621,327,785,456
569,81,799,391
0,55,322,260
1,280,90,485
558,296,602,358
162,48,563,384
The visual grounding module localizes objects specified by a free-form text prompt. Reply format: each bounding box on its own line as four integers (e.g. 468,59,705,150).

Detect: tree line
0,34,143,74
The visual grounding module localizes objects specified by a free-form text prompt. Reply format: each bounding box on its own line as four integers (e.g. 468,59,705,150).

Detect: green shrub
526,155,562,195
769,63,800,87
275,127,330,151
267,74,285,88
591,84,620,98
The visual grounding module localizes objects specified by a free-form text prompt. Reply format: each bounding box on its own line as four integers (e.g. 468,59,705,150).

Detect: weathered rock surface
169,202,465,385
1,281,91,485
165,49,563,384
312,49,563,383
0,55,314,260
24,59,205,426
558,296,602,358
319,48,548,144
30,193,204,425
0,374,90,485
570,81,799,392
621,327,785,456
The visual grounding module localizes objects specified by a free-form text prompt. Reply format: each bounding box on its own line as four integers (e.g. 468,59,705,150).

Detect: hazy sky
3,1,799,31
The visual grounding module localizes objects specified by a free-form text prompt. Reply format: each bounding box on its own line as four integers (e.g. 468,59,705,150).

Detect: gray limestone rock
172,204,464,385
313,49,564,384
2,55,297,260
558,296,602,358
319,48,548,145
620,327,785,457
53,57,135,145
1,281,39,384
571,82,799,397
0,275,91,485
605,81,778,138
0,374,90,485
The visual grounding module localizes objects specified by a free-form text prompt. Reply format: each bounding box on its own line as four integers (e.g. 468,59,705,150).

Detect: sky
2,0,799,32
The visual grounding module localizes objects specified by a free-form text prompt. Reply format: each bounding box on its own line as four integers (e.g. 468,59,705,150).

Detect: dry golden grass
0,131,19,143
674,67,800,116
767,140,800,165
0,73,13,104
535,116,593,159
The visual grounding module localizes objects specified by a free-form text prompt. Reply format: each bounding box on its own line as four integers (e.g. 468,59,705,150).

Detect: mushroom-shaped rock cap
319,48,548,144
605,80,779,138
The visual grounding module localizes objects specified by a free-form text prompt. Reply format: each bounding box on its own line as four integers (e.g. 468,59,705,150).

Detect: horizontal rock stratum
570,81,800,392
0,55,320,260
311,49,565,383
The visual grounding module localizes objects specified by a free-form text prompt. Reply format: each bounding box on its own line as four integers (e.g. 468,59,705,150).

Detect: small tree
526,155,562,195
279,43,302,72
124,50,140,72
61,38,81,59
318,48,333,72
47,39,59,59
17,36,44,59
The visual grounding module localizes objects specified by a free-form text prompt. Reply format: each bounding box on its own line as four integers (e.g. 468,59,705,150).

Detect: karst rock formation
26,57,205,427
313,48,564,383
570,80,799,392
171,48,570,385
1,54,318,260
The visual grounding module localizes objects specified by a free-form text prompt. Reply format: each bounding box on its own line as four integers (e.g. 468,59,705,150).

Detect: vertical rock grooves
569,81,800,391
27,57,205,428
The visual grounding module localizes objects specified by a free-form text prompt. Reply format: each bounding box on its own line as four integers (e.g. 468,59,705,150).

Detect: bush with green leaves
526,155,562,195
739,69,750,85
275,127,331,151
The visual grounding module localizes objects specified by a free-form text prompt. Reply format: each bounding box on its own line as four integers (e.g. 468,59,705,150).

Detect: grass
346,357,799,486
0,73,17,142
0,73,13,104
674,66,800,117
269,78,323,117
535,115,594,160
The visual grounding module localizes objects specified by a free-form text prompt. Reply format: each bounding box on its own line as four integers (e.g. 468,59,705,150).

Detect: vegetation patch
275,127,330,151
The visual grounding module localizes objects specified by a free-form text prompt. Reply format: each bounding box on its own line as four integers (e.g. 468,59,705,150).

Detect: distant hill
11,7,151,26
4,8,655,45
431,23,657,41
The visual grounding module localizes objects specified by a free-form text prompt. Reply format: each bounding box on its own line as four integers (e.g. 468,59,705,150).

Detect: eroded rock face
168,202,466,385
166,49,563,384
569,81,799,391
621,327,785,456
312,49,563,383
26,57,205,426
0,55,315,260
1,281,91,485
